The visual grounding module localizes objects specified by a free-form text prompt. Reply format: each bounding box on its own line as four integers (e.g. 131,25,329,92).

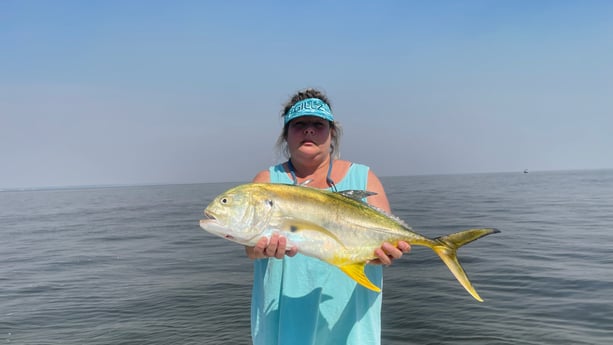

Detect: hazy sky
1,1,612,189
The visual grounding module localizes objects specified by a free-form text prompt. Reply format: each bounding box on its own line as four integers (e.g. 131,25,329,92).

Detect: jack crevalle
199,183,499,301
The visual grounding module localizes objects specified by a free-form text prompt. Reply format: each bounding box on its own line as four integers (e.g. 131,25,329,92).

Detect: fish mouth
200,212,235,240
204,210,216,220
200,211,219,228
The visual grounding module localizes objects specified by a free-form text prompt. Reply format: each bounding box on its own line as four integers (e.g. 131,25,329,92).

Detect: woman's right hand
245,233,298,259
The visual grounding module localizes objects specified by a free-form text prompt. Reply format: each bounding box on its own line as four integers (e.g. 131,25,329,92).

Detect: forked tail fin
431,228,500,302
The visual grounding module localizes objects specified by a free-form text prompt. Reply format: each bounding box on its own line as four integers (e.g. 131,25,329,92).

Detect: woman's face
286,116,332,158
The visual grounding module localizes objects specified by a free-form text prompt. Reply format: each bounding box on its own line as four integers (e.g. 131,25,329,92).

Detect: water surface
1,170,611,344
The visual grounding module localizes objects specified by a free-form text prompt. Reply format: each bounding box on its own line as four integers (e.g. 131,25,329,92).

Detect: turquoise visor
284,98,334,125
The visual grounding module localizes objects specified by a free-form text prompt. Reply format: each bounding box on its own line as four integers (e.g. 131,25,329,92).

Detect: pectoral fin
280,219,346,248
338,263,381,292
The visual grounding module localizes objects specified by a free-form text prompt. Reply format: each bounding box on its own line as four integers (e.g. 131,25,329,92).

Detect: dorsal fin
298,179,313,187
336,190,411,228
337,190,377,201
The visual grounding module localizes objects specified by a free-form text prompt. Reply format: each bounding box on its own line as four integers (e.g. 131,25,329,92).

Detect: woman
246,88,410,345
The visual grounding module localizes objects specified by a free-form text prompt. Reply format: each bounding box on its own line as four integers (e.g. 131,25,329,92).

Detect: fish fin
280,220,346,248
298,179,313,187
338,263,381,292
337,190,378,201
432,228,500,302
337,191,410,227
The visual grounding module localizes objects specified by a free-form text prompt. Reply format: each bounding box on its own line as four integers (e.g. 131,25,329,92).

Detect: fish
199,182,499,302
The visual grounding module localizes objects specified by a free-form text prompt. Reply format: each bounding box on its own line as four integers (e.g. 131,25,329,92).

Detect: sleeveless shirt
250,162,383,345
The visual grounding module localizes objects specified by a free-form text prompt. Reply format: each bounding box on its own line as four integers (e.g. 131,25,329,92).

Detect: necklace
287,156,337,191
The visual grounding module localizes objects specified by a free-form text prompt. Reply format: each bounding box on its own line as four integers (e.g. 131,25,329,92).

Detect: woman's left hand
370,241,411,266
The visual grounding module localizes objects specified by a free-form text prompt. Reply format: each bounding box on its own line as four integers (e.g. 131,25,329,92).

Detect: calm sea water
1,170,612,344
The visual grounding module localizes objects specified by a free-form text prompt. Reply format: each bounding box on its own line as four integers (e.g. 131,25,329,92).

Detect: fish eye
266,199,274,207
220,197,230,205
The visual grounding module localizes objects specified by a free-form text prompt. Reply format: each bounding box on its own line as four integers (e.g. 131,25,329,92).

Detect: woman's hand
370,241,411,266
245,233,298,259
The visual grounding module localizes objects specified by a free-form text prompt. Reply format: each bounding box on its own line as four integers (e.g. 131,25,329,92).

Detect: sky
1,0,612,189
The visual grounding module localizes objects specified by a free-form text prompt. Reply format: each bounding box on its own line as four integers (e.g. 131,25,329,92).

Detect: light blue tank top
251,163,383,345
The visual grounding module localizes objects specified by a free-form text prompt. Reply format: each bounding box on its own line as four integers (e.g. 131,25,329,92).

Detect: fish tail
431,228,500,302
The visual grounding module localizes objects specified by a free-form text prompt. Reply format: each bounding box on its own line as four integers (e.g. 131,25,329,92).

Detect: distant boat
523,169,529,174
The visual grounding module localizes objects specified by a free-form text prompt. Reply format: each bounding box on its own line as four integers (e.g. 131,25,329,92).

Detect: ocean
1,170,612,344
